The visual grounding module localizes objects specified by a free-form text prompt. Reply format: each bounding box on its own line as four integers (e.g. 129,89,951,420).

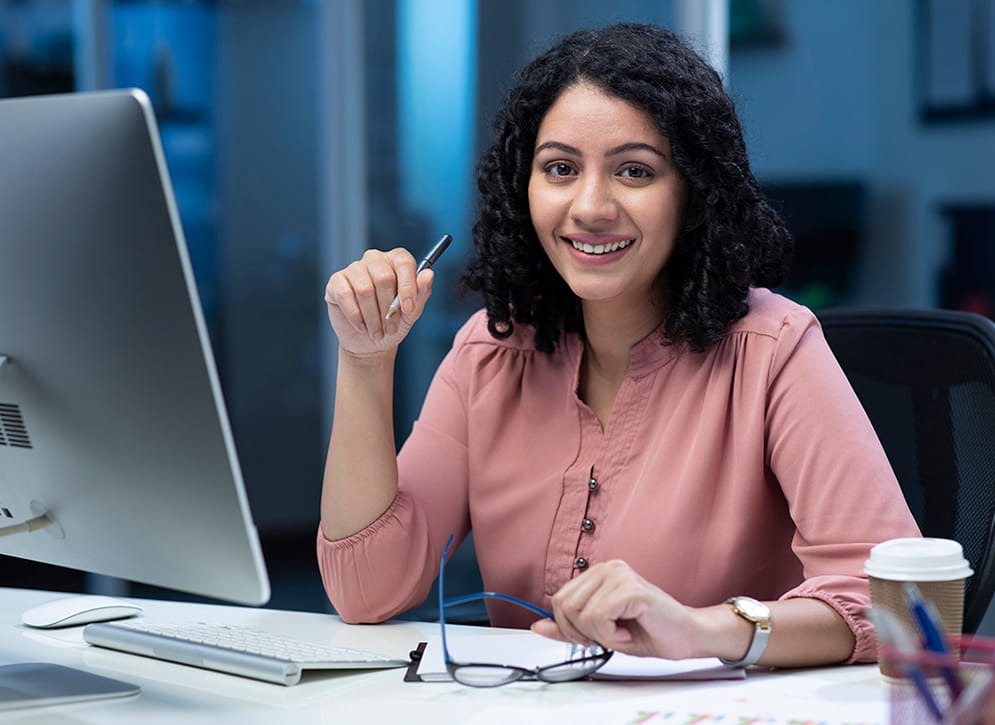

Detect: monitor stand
0,662,140,711
0,518,138,712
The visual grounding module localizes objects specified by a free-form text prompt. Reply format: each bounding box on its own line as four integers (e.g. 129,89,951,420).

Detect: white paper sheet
416,631,744,682
459,666,888,725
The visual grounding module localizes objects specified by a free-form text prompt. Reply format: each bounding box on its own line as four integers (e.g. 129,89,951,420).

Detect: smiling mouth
569,238,634,255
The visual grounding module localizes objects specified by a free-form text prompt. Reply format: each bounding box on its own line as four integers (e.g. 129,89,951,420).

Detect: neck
576,298,664,429
580,296,666,375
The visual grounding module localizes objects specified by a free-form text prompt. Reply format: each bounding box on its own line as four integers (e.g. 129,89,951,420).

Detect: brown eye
546,162,576,177
620,165,653,179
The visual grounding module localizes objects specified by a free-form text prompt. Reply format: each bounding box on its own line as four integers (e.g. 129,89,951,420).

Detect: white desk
0,587,890,724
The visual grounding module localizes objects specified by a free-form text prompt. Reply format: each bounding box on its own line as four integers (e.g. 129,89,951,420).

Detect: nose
569,174,618,226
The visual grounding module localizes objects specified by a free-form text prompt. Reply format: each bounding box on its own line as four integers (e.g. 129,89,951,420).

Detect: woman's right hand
324,248,435,358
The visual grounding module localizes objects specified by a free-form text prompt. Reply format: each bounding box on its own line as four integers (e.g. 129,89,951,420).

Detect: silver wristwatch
719,596,772,667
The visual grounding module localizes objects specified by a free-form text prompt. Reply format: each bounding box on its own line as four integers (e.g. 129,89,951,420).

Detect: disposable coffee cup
865,537,973,677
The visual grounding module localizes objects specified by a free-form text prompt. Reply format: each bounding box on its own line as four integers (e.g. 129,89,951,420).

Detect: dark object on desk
404,642,430,682
819,307,995,634
0,663,139,711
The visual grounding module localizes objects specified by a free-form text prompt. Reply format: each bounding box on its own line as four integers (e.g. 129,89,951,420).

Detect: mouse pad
0,663,140,710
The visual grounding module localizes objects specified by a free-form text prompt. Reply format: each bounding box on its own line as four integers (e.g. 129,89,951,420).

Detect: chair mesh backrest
819,309,995,633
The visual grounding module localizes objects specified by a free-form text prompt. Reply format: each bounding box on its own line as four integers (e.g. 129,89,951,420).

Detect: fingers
547,561,652,652
392,249,420,317
324,248,429,346
531,614,632,650
549,569,605,647
360,250,406,334
530,617,568,641
411,267,435,315
379,248,437,321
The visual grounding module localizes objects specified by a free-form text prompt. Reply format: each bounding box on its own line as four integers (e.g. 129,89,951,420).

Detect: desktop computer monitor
0,88,270,607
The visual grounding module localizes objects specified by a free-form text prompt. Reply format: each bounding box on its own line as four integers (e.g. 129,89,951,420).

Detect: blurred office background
2,0,994,624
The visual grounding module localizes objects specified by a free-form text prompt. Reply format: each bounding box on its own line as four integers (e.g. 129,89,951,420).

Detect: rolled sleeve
765,305,920,663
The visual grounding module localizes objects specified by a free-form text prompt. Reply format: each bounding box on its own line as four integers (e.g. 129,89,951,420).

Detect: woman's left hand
530,559,710,659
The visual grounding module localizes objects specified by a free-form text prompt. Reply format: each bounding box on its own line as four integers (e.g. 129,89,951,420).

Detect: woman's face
528,83,687,313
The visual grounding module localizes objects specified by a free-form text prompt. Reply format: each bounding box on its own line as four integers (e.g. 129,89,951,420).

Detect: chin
566,285,629,303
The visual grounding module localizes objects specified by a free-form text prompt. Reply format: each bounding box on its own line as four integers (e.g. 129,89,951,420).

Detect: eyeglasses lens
451,648,609,687
451,665,526,687
538,654,607,682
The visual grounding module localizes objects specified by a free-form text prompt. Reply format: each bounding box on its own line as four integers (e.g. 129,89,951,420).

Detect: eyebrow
534,140,668,159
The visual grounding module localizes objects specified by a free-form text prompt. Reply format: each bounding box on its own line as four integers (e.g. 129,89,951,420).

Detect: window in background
0,1,73,98
111,2,220,342
389,0,479,438
919,0,995,122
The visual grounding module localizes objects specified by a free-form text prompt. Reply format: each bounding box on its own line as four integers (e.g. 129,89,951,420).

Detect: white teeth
571,238,633,255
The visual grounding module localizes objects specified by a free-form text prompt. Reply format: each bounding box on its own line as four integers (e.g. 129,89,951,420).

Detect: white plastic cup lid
864,537,974,581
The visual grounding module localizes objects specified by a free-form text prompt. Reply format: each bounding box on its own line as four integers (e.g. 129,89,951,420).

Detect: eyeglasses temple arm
439,535,454,662
443,592,554,620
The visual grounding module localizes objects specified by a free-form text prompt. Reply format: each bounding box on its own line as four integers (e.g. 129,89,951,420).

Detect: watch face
736,597,769,620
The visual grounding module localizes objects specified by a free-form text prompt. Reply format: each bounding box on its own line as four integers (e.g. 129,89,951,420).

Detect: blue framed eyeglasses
437,534,612,687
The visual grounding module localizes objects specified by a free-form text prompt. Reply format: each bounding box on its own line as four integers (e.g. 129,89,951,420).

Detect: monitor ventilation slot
0,404,32,449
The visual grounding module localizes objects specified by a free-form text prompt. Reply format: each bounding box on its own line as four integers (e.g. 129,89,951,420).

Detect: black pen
385,234,453,320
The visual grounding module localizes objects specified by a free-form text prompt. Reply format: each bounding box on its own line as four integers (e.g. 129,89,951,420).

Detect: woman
318,23,919,667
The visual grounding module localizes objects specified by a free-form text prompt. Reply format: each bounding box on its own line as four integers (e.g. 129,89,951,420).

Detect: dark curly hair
459,23,793,353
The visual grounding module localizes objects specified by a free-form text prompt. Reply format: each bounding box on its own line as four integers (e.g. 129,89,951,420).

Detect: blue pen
869,607,945,722
904,582,964,701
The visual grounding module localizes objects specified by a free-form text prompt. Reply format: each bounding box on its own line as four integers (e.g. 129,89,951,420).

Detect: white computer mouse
21,595,143,629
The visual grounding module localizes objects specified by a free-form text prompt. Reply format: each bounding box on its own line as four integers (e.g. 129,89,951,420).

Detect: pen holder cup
884,635,995,724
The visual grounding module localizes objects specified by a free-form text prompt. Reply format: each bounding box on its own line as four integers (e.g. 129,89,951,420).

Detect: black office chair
818,307,995,633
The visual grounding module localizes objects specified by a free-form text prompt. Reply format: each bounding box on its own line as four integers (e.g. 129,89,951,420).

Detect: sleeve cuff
780,586,876,664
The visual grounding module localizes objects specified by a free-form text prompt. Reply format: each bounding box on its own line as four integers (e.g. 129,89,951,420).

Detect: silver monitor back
0,89,270,606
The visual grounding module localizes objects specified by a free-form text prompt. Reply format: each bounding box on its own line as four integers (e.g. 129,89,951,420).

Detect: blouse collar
626,322,681,377
564,319,680,381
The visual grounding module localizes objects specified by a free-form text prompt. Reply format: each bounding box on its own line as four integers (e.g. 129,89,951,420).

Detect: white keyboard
83,620,408,686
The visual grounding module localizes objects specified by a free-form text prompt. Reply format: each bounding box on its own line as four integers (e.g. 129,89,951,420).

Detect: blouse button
588,476,598,491
581,518,595,532
575,557,588,569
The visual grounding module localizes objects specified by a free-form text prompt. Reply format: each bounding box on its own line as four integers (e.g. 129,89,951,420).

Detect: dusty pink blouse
317,288,920,662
